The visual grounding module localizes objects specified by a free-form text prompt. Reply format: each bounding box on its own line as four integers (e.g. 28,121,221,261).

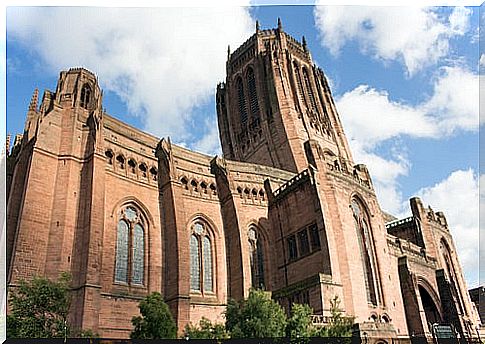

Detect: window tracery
190,221,214,293
80,84,92,109
351,198,379,306
236,77,248,124
247,68,260,118
115,204,146,286
248,227,265,289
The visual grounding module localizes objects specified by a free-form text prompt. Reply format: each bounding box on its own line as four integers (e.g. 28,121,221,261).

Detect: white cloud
336,65,478,214
7,6,254,148
192,116,222,156
414,169,479,288
313,5,472,76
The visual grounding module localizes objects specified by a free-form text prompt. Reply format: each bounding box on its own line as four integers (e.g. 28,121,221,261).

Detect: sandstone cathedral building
6,21,482,341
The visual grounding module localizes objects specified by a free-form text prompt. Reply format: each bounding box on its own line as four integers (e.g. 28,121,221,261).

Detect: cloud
7,6,254,148
336,65,478,214
413,169,479,288
313,5,472,76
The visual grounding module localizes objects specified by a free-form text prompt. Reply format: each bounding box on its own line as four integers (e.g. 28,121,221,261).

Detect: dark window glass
298,229,310,256
309,224,321,251
80,84,91,109
237,77,248,123
203,236,213,292
132,223,144,285
190,235,200,291
287,235,298,260
247,68,260,118
115,220,129,283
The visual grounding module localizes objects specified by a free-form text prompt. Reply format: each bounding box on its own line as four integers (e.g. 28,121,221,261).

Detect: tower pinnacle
277,17,282,31
29,88,39,112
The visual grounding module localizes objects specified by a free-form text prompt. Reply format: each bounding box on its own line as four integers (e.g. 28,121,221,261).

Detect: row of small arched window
181,177,217,196
105,150,158,181
237,186,265,201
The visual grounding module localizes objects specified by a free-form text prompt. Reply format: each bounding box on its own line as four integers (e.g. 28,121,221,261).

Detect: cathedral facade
6,22,481,340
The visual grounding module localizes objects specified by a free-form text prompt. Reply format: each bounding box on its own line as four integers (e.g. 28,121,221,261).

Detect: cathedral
6,21,482,341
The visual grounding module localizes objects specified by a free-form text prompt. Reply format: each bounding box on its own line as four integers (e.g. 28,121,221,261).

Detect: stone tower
217,20,409,338
7,67,106,332
216,19,353,174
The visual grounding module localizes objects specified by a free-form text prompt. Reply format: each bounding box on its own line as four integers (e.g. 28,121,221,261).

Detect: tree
286,303,316,339
7,273,71,338
183,317,230,340
130,292,177,339
225,289,287,338
316,296,354,338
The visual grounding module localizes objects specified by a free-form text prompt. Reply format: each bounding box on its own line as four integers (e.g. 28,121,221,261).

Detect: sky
5,4,483,288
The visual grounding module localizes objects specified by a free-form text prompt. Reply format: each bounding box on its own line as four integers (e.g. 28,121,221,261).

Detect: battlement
271,168,312,201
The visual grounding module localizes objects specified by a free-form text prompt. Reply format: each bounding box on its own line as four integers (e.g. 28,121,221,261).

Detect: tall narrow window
114,205,146,285
309,224,321,251
247,68,260,118
298,229,310,256
132,224,144,285
115,220,129,283
80,84,92,109
293,62,306,108
237,77,248,124
302,68,317,111
248,228,265,289
190,221,214,293
288,235,298,261
351,199,379,306
203,237,213,292
190,235,200,291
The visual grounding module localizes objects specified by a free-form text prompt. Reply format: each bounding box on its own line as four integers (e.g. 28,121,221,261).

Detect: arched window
190,221,214,293
440,239,465,315
105,150,114,165
80,84,92,109
128,159,136,174
139,163,147,178
302,68,317,111
248,227,265,289
293,62,306,108
116,155,125,170
149,167,157,181
351,198,379,306
236,77,248,124
246,68,260,118
115,204,146,285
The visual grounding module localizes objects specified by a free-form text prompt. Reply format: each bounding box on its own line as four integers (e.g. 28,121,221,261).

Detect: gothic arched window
190,221,214,293
440,239,465,315
246,68,260,118
236,77,248,124
302,68,317,111
115,205,146,285
293,62,306,108
80,84,92,109
248,227,265,289
351,198,379,306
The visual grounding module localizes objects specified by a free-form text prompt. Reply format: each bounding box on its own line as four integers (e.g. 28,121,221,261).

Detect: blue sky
6,4,482,287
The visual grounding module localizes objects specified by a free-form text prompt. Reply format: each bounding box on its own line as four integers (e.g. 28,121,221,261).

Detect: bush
130,292,177,339
7,272,71,338
226,289,287,338
183,317,230,340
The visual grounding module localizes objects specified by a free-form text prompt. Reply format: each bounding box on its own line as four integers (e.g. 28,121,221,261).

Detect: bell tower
216,19,354,173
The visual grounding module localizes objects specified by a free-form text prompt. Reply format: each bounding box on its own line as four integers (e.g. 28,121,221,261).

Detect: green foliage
183,317,230,340
7,272,71,338
286,303,316,339
315,296,354,338
130,292,177,339
225,289,287,338
71,328,99,338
